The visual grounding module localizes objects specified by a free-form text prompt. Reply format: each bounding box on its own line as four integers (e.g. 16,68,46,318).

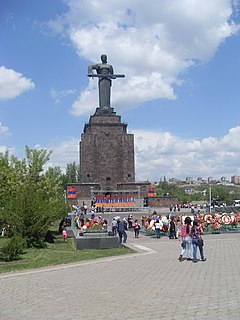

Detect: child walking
62,228,68,241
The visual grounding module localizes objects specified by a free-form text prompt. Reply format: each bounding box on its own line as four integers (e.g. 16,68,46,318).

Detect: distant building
186,177,193,184
169,178,179,184
208,176,213,184
221,176,227,184
185,187,195,195
231,175,240,185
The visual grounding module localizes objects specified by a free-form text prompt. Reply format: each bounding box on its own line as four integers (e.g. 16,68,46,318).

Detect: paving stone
0,232,240,320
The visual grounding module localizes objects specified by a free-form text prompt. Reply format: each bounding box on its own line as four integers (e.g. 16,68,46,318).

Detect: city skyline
164,174,240,184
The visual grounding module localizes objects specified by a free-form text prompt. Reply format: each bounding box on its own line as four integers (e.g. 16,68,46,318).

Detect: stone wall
146,196,178,208
79,113,135,190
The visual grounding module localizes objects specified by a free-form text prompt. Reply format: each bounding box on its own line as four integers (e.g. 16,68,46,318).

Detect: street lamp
209,187,212,215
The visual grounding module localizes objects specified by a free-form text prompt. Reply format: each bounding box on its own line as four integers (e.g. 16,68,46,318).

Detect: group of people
70,206,206,262
117,213,206,263
111,217,141,243
179,216,206,263
141,214,176,236
73,214,108,234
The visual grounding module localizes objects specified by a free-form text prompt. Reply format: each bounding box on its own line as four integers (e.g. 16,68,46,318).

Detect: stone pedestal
68,227,119,250
75,232,119,250
79,112,135,190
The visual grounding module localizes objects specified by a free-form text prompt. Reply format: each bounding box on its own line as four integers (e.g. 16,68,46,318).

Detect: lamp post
209,187,212,215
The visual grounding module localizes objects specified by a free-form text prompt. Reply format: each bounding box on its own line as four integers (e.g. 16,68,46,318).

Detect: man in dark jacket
169,217,177,239
118,219,128,244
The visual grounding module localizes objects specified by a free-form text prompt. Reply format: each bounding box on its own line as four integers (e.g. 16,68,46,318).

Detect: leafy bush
26,237,47,249
0,235,27,261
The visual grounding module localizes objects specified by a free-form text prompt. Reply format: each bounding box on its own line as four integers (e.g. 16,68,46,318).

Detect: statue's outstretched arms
87,64,97,76
109,65,114,75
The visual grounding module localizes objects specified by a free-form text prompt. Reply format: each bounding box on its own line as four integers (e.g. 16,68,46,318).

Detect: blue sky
1,0,240,182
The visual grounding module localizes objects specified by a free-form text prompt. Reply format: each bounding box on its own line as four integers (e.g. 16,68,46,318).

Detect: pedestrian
133,219,140,238
58,218,65,234
79,213,85,227
45,230,56,243
169,217,177,239
141,216,145,227
176,217,182,239
179,216,192,262
73,216,79,229
118,220,127,244
91,206,95,218
155,219,161,239
83,203,88,216
191,219,206,263
123,217,128,231
62,227,68,242
128,215,133,229
112,218,118,236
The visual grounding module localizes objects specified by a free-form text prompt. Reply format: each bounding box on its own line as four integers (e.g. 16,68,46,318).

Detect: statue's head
101,54,107,63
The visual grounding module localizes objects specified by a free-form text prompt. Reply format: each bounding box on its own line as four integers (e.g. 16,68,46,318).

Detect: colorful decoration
222,215,231,225
95,195,135,207
148,186,156,197
141,211,240,236
67,187,77,199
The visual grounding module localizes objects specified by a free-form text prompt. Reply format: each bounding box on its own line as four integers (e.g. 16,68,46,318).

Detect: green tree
155,181,178,197
63,162,79,183
0,147,66,247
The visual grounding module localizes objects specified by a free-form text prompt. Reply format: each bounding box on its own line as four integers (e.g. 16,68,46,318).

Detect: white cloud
133,125,240,181
0,122,9,135
70,81,98,115
38,138,79,173
50,88,77,104
48,0,239,115
0,66,35,100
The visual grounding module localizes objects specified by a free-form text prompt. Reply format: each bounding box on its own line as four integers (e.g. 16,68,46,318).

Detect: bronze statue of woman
88,54,125,111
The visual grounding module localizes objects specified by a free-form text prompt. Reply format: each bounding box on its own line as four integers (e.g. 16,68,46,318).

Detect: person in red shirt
133,219,141,238
179,216,192,262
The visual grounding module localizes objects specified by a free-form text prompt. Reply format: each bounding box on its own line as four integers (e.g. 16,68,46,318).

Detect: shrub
0,235,27,262
27,237,47,249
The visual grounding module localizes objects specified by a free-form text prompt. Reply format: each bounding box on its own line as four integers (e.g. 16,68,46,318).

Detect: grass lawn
0,233,135,274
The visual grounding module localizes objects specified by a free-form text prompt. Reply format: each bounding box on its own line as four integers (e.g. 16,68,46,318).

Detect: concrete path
1,232,240,320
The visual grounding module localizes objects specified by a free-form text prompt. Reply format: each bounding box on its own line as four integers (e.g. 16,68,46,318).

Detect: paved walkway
1,232,240,320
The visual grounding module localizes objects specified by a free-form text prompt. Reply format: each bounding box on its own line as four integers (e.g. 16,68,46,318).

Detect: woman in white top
155,219,161,239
